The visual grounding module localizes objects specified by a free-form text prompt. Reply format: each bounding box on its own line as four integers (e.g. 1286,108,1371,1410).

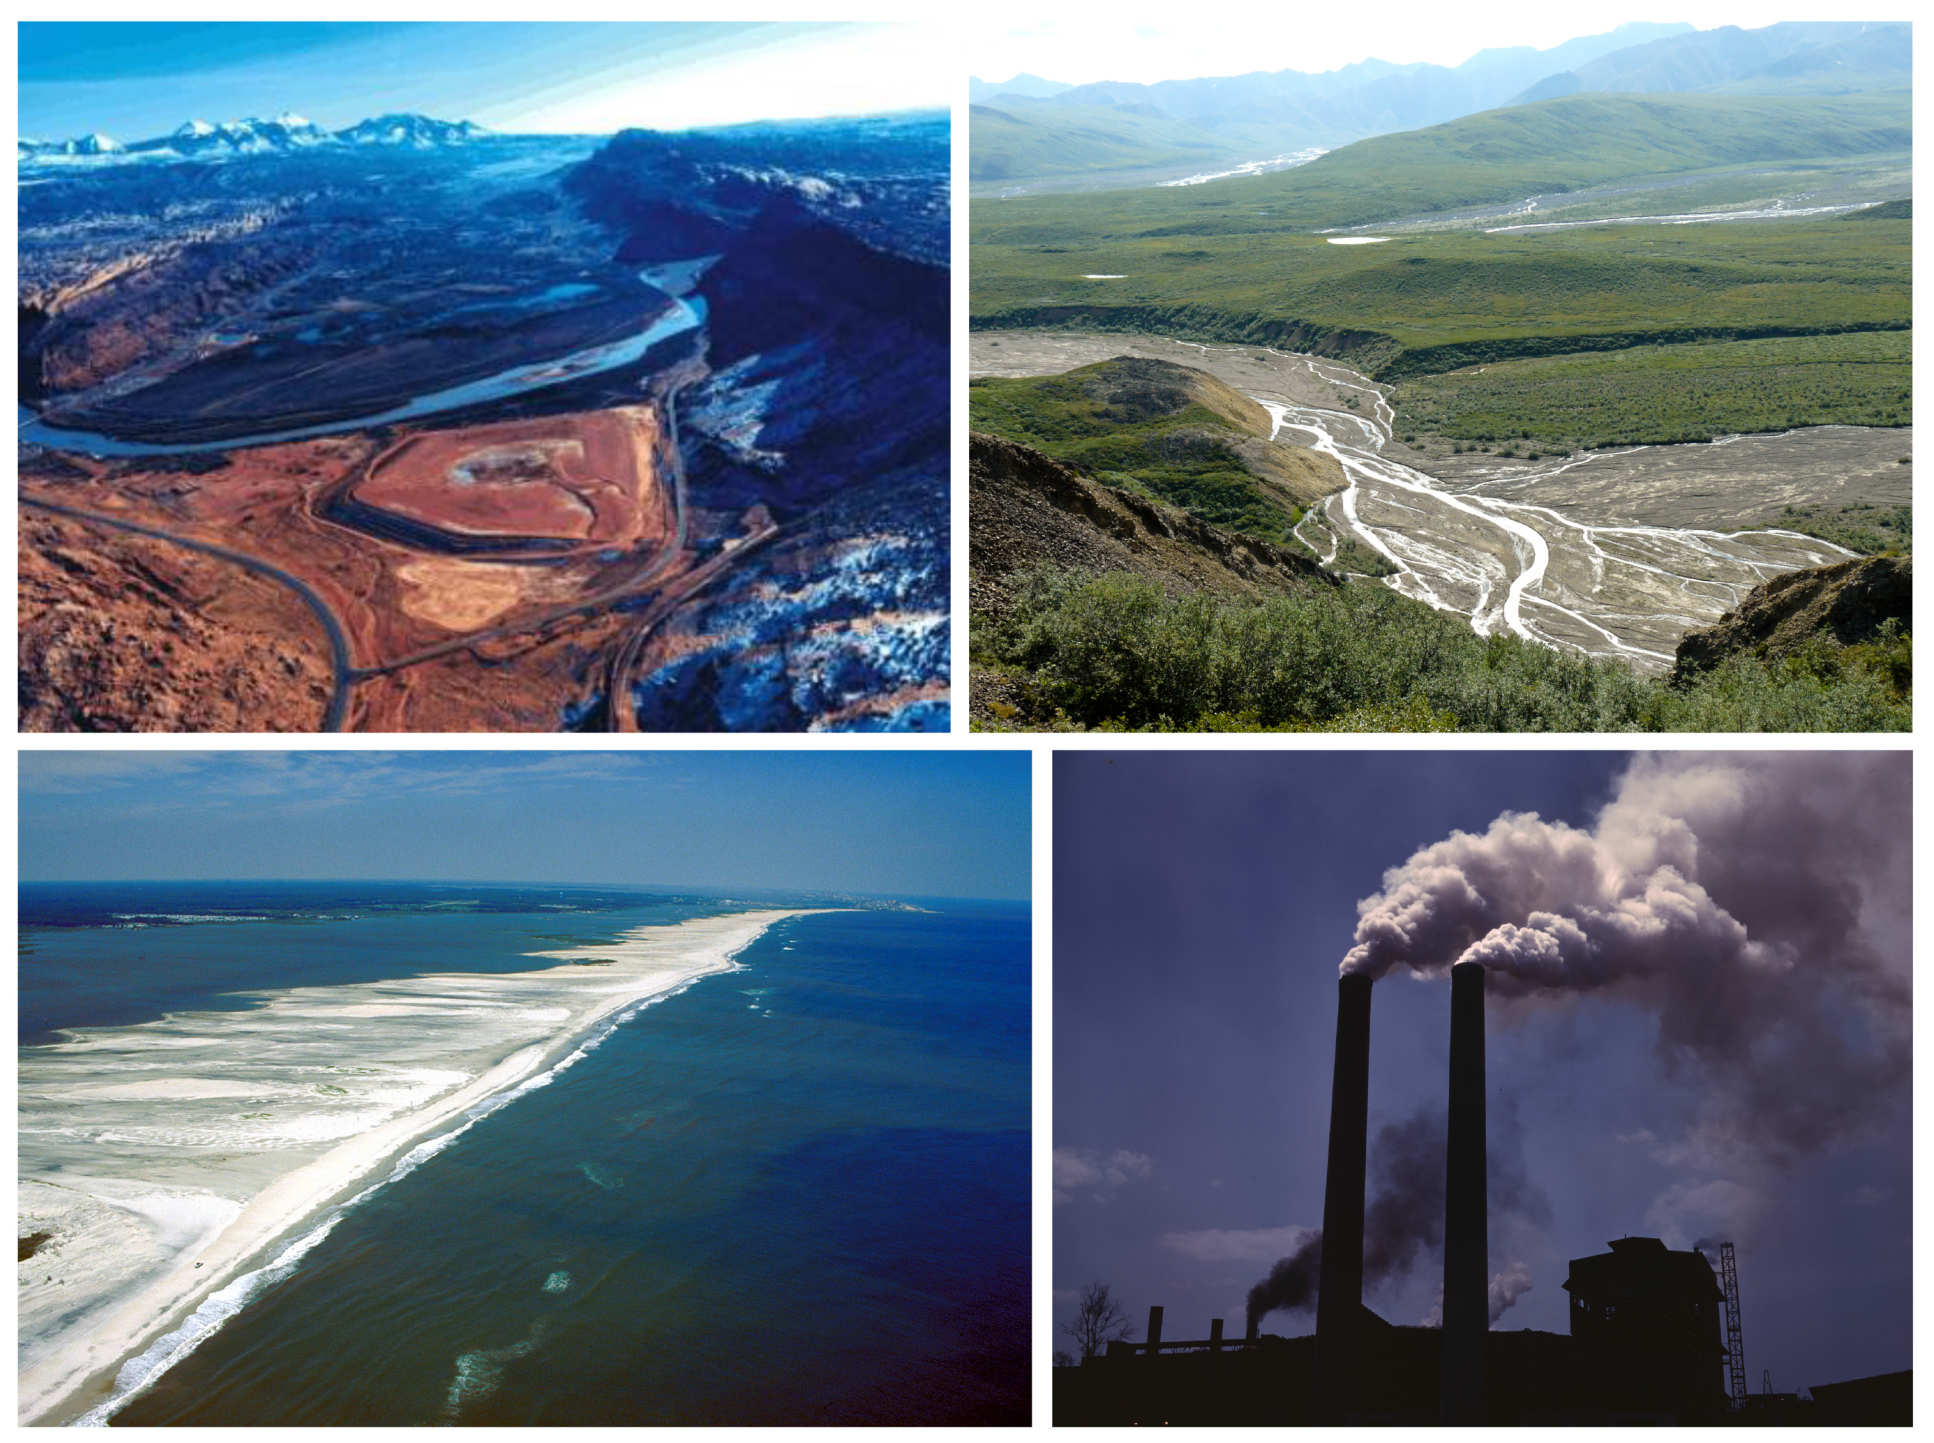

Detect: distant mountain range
1514,21,1910,102
972,19,1909,189
968,73,1072,104
19,112,488,163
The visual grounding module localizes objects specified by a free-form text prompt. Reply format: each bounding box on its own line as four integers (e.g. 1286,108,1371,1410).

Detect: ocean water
18,886,1030,1425
18,882,736,1046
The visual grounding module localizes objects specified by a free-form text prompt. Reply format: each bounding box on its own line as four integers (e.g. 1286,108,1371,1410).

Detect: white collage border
4,4,1929,1430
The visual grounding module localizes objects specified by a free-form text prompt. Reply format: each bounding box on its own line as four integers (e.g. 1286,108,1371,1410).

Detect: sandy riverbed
971,330,1907,669
18,908,825,1426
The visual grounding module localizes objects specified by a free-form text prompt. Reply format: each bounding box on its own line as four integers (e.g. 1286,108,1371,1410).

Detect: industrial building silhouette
1055,967,1911,1425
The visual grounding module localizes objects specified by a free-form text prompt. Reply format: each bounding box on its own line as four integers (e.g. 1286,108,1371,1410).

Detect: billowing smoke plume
1341,753,1911,1234
1245,1239,1321,1335
1246,1101,1549,1334
1361,1108,1445,1281
1424,1261,1535,1328
1487,1260,1534,1323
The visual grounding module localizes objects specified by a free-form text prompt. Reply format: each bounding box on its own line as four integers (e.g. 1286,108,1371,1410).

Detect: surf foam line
68,968,726,1426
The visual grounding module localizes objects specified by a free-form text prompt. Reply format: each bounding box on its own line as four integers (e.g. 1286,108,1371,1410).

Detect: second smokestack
1440,961,1487,1424
1316,973,1373,1416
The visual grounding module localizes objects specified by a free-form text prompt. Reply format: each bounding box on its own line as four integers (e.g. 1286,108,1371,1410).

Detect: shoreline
19,907,829,1426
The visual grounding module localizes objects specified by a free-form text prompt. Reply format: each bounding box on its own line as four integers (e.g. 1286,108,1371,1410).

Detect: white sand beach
18,908,824,1426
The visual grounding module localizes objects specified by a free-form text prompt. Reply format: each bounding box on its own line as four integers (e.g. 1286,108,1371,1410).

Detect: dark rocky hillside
699,199,946,366
1672,555,1911,681
970,431,1335,622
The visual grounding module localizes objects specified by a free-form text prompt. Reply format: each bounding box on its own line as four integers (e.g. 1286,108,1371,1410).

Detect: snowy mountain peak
22,111,488,167
336,113,486,148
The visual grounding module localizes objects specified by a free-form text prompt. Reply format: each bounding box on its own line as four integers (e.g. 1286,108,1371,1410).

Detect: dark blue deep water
18,881,738,1046
20,887,1030,1425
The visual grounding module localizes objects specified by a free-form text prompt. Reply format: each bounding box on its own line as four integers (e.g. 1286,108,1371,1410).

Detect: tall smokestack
1441,962,1487,1424
1316,974,1373,1416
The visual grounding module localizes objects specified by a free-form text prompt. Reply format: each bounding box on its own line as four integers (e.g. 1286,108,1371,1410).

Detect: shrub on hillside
983,570,1909,733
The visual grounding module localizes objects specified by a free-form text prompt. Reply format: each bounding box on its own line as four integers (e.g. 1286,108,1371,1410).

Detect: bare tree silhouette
1068,1281,1133,1360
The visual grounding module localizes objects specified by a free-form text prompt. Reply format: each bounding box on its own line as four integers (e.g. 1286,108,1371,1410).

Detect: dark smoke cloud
1361,1109,1445,1282
1338,753,1911,1238
1245,1238,1320,1336
1246,1101,1550,1333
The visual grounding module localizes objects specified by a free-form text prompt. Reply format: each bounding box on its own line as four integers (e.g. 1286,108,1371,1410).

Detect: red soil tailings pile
352,407,665,551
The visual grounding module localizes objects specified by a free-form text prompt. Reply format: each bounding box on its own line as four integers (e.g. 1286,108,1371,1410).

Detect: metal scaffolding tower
1720,1242,1746,1406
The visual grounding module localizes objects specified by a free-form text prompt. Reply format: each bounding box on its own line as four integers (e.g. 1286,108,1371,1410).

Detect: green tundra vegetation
973,217,1908,380
974,570,1911,733
1394,330,1911,450
1771,501,1912,557
967,88,1912,731
969,359,1340,544
1846,197,1912,220
1460,151,1909,225
971,93,1910,445
973,92,1910,242
969,101,1236,185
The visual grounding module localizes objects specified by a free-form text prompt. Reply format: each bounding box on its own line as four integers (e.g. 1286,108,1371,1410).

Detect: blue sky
18,751,1030,902
970,6,1903,86
19,22,948,141
1053,750,1909,1391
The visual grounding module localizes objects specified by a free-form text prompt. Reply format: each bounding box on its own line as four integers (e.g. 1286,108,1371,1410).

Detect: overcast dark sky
1053,750,1910,1393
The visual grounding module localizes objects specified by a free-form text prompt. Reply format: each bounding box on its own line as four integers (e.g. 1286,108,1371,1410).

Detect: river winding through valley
17,280,705,458
972,330,1907,673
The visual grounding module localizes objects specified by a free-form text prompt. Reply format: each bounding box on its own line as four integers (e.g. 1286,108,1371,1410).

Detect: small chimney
1146,1305,1164,1355
1316,973,1374,1417
1209,1318,1224,1351
1441,962,1488,1423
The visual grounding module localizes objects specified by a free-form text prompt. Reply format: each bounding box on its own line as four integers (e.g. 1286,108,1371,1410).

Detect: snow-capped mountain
336,114,487,148
19,132,122,157
146,114,335,156
19,113,488,167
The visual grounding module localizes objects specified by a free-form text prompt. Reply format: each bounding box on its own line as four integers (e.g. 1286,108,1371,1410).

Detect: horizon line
20,103,950,146
18,877,1028,905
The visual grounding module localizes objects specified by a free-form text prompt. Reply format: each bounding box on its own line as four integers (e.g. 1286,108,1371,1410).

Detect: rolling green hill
967,21,1698,191
1259,91,1911,229
1394,330,1911,451
970,101,1237,186
971,91,1911,443
968,357,1343,543
1847,197,1912,220
974,213,1908,382
975,91,1912,239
